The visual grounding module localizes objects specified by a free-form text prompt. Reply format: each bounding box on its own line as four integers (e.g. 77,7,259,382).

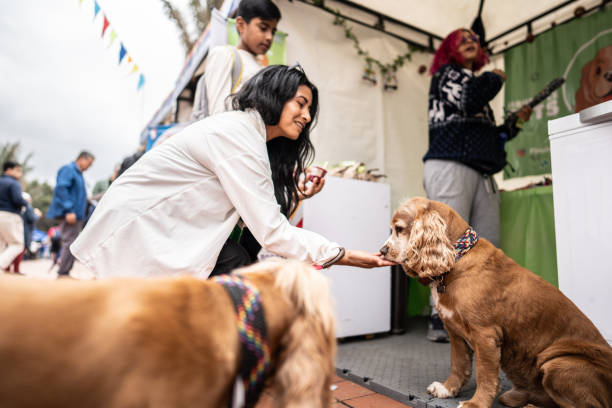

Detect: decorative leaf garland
313,0,420,90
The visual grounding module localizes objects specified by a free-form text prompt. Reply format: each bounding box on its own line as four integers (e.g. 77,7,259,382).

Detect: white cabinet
549,100,612,345
302,177,391,338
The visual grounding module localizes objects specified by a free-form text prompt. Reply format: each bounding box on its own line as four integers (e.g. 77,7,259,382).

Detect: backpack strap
191,46,245,121
228,45,244,93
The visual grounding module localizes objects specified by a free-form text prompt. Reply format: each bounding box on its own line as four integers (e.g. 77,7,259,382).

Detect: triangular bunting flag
102,15,110,37
118,43,127,64
128,56,133,64
107,29,117,48
94,1,100,20
137,74,145,91
131,64,139,74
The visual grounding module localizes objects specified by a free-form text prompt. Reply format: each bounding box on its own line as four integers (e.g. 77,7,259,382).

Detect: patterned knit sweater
423,63,519,175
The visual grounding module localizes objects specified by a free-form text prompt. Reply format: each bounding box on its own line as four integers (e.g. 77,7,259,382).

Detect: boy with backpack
192,0,281,119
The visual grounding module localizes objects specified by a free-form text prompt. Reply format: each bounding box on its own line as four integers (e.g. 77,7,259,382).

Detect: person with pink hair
422,28,532,342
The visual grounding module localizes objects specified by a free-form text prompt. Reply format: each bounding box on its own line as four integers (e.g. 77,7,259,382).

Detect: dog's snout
380,245,389,256
604,71,612,82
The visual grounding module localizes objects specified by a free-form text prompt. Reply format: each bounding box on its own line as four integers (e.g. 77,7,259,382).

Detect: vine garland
312,0,421,90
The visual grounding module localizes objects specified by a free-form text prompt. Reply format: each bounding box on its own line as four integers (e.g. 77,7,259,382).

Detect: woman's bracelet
320,247,346,269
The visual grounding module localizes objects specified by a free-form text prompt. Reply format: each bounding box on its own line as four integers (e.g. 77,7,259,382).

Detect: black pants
209,228,261,278
57,220,83,276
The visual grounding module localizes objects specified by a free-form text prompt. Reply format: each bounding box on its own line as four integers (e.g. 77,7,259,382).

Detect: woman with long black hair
72,65,394,278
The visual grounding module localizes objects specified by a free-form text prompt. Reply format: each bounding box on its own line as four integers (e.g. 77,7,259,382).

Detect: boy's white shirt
205,46,263,115
70,110,342,279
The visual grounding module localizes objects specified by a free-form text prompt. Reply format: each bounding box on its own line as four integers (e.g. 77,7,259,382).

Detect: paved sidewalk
256,374,410,407
16,258,96,280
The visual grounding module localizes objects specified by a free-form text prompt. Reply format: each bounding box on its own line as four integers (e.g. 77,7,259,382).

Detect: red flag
101,15,110,38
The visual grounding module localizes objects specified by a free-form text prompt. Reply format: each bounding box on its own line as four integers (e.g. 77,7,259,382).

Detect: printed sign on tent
503,7,612,178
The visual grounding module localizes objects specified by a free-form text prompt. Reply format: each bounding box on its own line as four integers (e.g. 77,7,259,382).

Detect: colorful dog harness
454,226,479,261
420,226,480,293
212,274,271,408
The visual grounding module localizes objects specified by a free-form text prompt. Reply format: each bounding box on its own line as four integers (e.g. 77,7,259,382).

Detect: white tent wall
278,0,433,208
144,0,590,205
340,0,601,52
277,1,542,208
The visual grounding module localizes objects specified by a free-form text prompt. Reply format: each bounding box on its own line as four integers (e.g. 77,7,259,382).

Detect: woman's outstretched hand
336,249,397,268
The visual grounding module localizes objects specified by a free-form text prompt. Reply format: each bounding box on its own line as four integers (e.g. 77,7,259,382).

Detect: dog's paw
427,381,453,398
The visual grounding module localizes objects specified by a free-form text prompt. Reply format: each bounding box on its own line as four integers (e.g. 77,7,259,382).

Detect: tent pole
294,0,440,52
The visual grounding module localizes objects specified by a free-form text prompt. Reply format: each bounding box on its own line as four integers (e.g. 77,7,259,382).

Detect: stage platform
336,317,512,408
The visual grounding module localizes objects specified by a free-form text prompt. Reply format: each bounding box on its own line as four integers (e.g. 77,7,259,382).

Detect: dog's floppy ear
406,207,455,279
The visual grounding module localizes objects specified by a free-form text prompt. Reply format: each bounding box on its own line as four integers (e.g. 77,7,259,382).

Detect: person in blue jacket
0,161,28,270
47,151,94,278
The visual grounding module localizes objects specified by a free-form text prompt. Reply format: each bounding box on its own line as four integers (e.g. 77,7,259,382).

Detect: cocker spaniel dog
0,260,336,408
380,197,612,408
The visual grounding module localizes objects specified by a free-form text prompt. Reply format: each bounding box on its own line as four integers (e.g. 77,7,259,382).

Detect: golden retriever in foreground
0,261,336,408
381,197,612,408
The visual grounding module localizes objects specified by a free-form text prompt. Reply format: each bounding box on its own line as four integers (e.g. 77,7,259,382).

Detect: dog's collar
418,227,479,293
212,274,271,408
454,226,479,261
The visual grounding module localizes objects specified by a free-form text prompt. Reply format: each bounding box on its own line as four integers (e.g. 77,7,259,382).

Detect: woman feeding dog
71,65,395,278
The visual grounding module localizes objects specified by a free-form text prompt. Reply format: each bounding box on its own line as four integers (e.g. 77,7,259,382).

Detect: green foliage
25,179,57,231
1,142,33,178
160,0,225,55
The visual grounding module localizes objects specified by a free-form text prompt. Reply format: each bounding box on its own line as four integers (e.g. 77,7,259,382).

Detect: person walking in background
48,225,62,266
46,151,94,278
21,192,41,260
422,28,533,342
5,192,41,274
0,161,28,272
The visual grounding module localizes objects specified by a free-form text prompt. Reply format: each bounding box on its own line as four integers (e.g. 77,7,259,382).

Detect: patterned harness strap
454,226,479,261
212,274,271,408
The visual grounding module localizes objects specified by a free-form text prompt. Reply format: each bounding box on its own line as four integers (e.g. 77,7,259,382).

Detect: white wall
277,1,543,209
278,1,431,209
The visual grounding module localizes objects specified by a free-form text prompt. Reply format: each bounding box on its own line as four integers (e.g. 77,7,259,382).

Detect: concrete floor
336,317,513,408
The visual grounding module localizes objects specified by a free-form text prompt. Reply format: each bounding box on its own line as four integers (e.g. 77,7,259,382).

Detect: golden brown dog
0,261,336,408
380,197,612,408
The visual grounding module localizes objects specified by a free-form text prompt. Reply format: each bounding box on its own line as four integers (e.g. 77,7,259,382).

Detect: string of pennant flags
79,0,146,91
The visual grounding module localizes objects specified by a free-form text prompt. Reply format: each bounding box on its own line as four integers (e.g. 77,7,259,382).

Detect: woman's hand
298,171,325,199
517,105,533,122
491,68,506,81
335,249,397,268
65,212,77,224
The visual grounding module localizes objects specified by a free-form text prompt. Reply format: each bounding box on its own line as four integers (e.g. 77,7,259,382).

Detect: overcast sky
0,0,191,187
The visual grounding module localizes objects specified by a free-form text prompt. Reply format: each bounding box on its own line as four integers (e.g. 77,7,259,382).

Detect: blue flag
137,74,145,91
94,1,100,19
118,43,127,64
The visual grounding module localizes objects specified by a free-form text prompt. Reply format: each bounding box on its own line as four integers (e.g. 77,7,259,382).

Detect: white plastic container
548,100,612,345
302,176,391,338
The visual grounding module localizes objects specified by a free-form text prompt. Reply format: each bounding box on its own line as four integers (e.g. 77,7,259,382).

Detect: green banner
227,18,287,65
504,7,612,178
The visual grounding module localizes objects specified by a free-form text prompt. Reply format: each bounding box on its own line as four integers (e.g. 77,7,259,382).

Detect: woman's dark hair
232,65,318,216
235,0,281,23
